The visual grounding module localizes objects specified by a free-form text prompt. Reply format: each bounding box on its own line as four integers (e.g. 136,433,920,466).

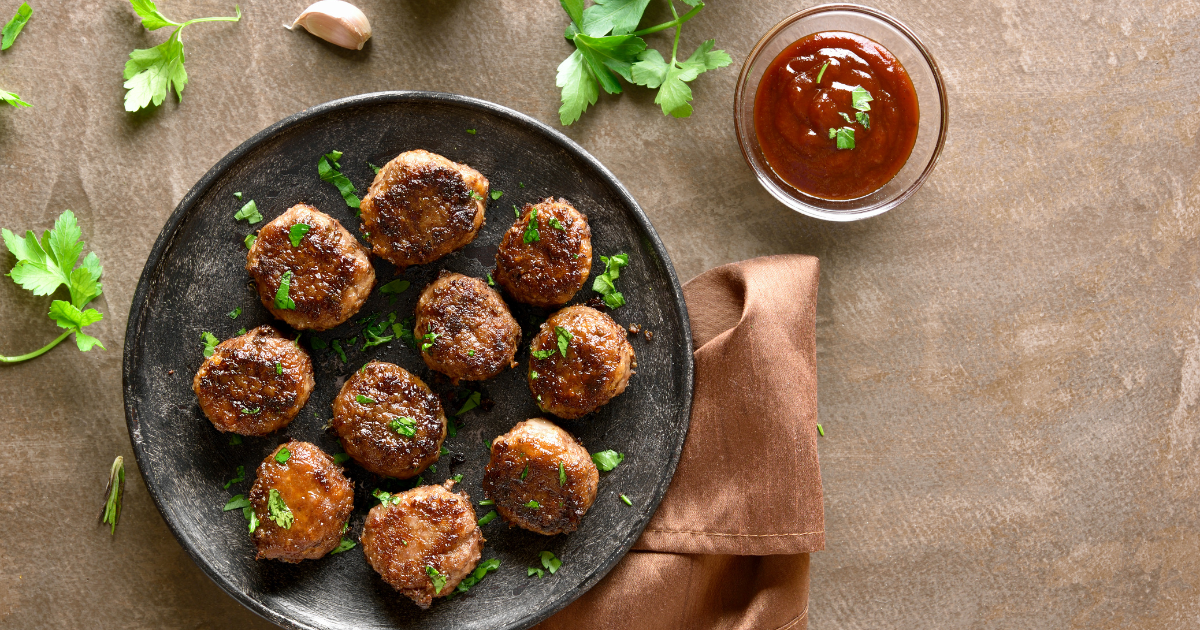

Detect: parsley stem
0,330,72,364
630,2,703,37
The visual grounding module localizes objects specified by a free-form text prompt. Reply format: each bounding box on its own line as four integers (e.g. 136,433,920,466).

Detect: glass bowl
734,4,948,221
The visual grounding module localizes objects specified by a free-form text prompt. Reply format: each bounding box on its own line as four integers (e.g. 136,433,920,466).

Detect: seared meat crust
359,150,488,268
331,361,446,479
414,271,521,383
361,481,484,608
482,418,599,535
528,305,635,419
193,326,314,435
249,440,354,562
494,198,593,307
246,204,375,331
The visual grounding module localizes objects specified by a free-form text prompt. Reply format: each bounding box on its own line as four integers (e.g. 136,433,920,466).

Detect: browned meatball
528,305,635,419
331,361,446,479
246,204,375,331
481,418,599,535
359,150,488,269
494,198,593,307
248,441,354,562
361,480,484,608
193,326,314,436
413,271,521,384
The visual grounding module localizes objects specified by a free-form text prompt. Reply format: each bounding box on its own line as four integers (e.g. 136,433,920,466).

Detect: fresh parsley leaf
356,394,376,405
244,233,256,249
333,452,350,465
479,499,495,506
559,461,566,486
560,0,584,28
241,407,260,414
523,207,541,243
122,1,242,112
426,565,448,594
201,331,219,357
548,217,565,230
839,112,854,124
856,111,870,128
620,494,633,506
275,362,282,374
47,302,105,351
632,39,732,118
574,32,646,91
318,150,361,208
247,508,259,533
816,60,829,83
267,488,293,528
466,128,477,135
379,279,410,295
452,473,463,482
830,126,855,150
389,416,416,437
528,567,544,578
223,465,245,489
227,306,242,319
531,348,556,360
469,190,484,201
331,538,356,554
540,551,562,574
581,0,650,36
530,370,539,379
275,447,291,463
0,90,31,108
592,253,628,308
331,339,347,363
368,162,380,174
421,331,439,353
478,510,498,525
851,86,873,111
525,500,540,509
591,450,625,471
223,494,251,511
490,190,503,200
238,327,246,335
394,316,417,350
486,273,495,286
521,464,529,480
288,223,310,247
99,456,125,535
555,49,599,125
2,2,32,51
233,192,242,200
513,205,521,218
233,199,261,223
455,558,500,593
274,270,296,310
554,326,572,357
456,391,482,416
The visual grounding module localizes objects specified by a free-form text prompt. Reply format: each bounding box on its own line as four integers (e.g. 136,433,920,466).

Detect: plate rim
121,90,695,630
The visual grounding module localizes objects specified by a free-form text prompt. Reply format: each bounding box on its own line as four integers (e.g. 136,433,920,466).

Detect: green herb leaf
426,565,448,594
275,447,291,463
831,126,855,150
528,567,544,578
851,86,873,111
228,434,242,445
540,551,562,574
816,60,829,84
331,339,347,363
856,111,870,128
356,394,376,405
379,279,410,294
201,331,219,357
318,150,361,208
247,508,259,533
99,456,125,535
233,192,243,200
591,253,628,309
479,499,495,506
555,49,599,126
452,473,463,482
331,537,356,554
274,270,296,310
530,370,539,379
559,0,584,28
223,465,245,489
368,162,380,174
244,233,256,249
122,2,242,112
130,0,178,30
233,200,261,224
0,90,31,108
466,128,477,135
421,331,439,353
581,0,650,36
591,450,625,471
241,407,260,414
487,273,495,286
333,452,350,465
531,348,556,360
389,416,416,437
817,423,825,436
267,488,293,528
548,217,566,231
456,391,482,416
555,326,572,357
522,206,541,244
839,112,854,124
513,205,521,218
521,464,529,480
227,306,242,319
2,2,32,51
620,494,633,506
275,362,282,374
455,558,500,593
310,337,328,350
490,190,503,200
223,494,251,511
525,500,540,509
559,461,566,486
288,223,310,247
631,39,731,118
478,510,498,525
469,190,484,201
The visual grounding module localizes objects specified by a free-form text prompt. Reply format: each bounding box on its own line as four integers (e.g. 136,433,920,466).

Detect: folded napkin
538,255,824,630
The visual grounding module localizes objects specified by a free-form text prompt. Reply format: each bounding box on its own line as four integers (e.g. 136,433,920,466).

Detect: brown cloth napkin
538,254,824,630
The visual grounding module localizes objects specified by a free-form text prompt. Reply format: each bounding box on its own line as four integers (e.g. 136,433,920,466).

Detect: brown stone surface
1,0,1198,628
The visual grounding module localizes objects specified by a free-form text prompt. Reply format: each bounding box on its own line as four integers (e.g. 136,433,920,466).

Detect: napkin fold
539,254,824,630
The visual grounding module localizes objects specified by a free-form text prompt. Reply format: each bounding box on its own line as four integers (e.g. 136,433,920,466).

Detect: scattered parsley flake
531,348,555,360
525,500,540,509
233,200,262,224
522,207,541,244
241,407,260,414
591,450,625,471
554,326,572,357
513,205,520,218
426,565,448,594
620,494,633,506
856,111,870,128
223,465,245,489
2,3,32,51
244,233,256,249
356,394,376,405
490,190,503,200
469,190,485,201
274,270,296,310
817,423,825,437
466,128,476,134
592,253,629,308
452,473,463,483
228,435,242,445
478,510,498,525
368,162,380,174
528,567,543,578
548,217,565,230
540,551,561,574
223,494,251,511
456,391,482,416
331,339,347,363
247,509,259,533
559,461,566,486
333,452,350,465
530,370,539,379
389,416,416,437
455,558,500,593
830,126,855,150
275,447,291,463
233,192,242,200
318,150,360,208
851,86,873,111
267,488,293,528
237,327,246,335
227,306,242,319
379,279,410,294
421,331,439,353
521,464,529,480
201,331,219,357
288,223,311,247
816,60,829,83
479,499,495,506
331,538,356,554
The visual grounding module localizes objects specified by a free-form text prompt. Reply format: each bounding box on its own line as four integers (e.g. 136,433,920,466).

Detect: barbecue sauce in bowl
753,31,920,200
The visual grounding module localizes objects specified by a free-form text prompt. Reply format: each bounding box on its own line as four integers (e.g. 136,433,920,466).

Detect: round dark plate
121,92,694,630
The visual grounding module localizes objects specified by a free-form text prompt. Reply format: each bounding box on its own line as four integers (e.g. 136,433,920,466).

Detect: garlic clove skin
291,0,372,51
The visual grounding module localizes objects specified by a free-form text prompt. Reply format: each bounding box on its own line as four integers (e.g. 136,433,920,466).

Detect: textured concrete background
1,0,1199,628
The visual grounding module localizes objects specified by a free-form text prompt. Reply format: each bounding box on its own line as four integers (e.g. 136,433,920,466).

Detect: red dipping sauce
754,31,920,200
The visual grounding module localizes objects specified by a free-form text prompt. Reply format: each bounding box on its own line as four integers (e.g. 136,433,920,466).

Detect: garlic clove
291,0,372,51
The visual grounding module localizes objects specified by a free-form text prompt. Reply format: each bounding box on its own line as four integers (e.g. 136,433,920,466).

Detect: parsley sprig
99,456,125,535
123,0,242,112
827,85,874,151
556,0,731,124
592,253,628,308
2,210,106,363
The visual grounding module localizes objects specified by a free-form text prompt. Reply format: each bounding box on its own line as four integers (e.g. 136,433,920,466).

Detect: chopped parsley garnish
394,316,417,350
522,207,541,244
525,500,540,509
540,551,561,574
362,312,397,349
355,394,376,405
389,416,416,437
440,446,450,456
466,128,476,134
851,85,873,112
421,331,439,353
275,362,282,374
368,162,380,174
223,465,245,489
559,461,566,486
275,447,291,463
318,150,360,208
856,111,870,128
244,233,256,249
487,273,495,286
469,190,484,201
455,558,500,593
233,199,262,224
288,223,311,247
479,499,494,506
247,509,259,533
530,370,539,379
228,435,242,445
267,488,293,528
379,279,410,294
330,339,347,363
591,450,625,471
817,423,825,437
829,126,855,150
592,253,629,308
201,332,219,357
521,464,529,480
467,349,475,356
548,217,565,230
456,391,482,416
554,326,572,357
452,473,463,482
513,205,520,218
426,565,448,594
310,337,328,350
331,538,356,554
223,494,250,511
238,327,247,335
274,270,296,310
490,190,503,200
233,192,242,200
100,455,124,535
528,567,544,578
477,510,498,526
816,60,829,83
241,407,260,414
333,452,350,465
227,306,242,319
620,494,633,506
531,348,555,360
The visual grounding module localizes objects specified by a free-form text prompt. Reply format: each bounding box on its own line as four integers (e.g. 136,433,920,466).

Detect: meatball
361,480,484,608
528,305,635,419
413,271,521,383
246,203,375,331
193,326,314,435
331,361,446,479
248,441,354,562
482,418,599,535
359,149,488,269
494,198,593,307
